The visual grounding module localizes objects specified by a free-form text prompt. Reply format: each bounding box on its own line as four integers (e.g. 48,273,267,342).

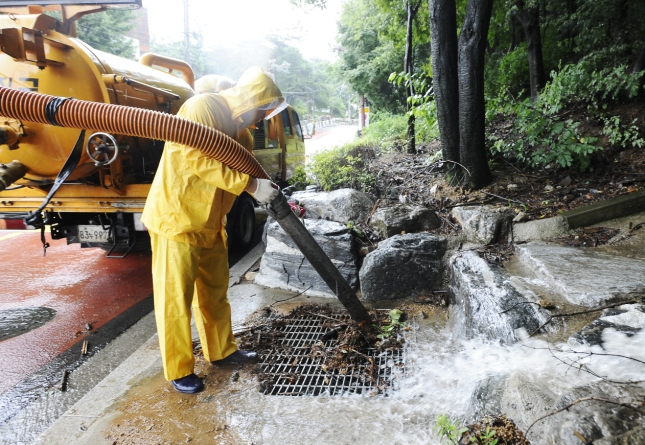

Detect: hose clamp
45,97,72,127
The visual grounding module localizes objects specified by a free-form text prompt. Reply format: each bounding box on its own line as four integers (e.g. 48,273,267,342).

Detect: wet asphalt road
0,227,260,437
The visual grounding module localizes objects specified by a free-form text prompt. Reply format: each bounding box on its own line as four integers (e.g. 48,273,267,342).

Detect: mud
103,360,249,445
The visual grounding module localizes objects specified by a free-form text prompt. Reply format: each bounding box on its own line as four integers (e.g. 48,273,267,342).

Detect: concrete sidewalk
34,243,342,445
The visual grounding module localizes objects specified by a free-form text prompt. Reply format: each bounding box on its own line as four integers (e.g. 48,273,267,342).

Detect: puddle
0,307,56,341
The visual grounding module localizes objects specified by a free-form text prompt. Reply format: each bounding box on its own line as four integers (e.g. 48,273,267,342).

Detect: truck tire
227,193,256,250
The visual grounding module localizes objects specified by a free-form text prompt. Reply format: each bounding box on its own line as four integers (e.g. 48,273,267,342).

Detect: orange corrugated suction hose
0,87,270,180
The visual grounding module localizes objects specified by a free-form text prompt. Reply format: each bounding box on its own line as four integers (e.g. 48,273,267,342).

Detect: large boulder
255,219,358,298
359,233,447,301
515,243,645,307
449,251,552,343
569,303,645,347
290,188,374,224
451,205,514,245
369,205,440,239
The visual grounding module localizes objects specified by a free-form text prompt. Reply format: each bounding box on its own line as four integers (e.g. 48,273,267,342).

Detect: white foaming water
221,322,645,445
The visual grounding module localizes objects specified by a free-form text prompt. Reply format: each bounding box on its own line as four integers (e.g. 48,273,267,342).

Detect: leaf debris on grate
238,304,407,396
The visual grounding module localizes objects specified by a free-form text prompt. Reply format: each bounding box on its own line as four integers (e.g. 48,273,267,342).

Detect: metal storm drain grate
258,312,406,396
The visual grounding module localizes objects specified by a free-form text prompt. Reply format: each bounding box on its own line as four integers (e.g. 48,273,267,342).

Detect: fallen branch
526,396,645,436
482,191,526,205
529,297,642,337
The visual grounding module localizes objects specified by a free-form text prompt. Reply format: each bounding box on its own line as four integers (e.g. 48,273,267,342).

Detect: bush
307,140,375,192
288,165,311,190
487,60,644,171
362,112,408,151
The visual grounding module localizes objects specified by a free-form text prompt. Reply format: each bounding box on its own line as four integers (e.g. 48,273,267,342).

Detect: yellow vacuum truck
0,2,305,255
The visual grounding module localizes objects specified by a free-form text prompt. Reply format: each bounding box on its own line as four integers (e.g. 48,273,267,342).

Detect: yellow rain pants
150,232,236,381
141,66,283,382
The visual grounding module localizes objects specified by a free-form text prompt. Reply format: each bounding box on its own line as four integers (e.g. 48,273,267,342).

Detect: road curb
561,189,645,229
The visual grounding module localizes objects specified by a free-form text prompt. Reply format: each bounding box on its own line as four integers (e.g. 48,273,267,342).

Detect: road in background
304,124,358,160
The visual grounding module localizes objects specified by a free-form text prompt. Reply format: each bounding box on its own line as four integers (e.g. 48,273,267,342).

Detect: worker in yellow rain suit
195,74,254,154
141,67,284,394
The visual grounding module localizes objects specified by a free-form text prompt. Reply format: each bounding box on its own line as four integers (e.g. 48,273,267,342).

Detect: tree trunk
634,38,645,74
512,1,546,101
458,0,493,189
430,0,460,180
405,2,416,154
405,2,422,154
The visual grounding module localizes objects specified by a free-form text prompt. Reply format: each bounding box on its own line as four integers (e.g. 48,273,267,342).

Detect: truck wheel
228,194,256,249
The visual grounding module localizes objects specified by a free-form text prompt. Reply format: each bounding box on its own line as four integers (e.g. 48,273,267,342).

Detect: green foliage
488,59,645,171
602,116,645,149
539,63,644,114
346,220,364,237
434,414,467,445
473,426,498,445
76,10,137,59
388,71,440,143
375,309,405,340
307,142,375,192
491,102,601,170
361,108,438,151
151,31,209,78
362,112,408,150
337,0,431,113
288,165,311,190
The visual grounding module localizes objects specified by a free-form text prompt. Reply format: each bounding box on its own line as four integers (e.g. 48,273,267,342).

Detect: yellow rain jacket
141,67,281,248
194,74,236,94
142,67,283,382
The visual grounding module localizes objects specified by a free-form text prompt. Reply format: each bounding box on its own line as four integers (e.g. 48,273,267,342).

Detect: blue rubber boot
211,350,259,365
171,373,204,394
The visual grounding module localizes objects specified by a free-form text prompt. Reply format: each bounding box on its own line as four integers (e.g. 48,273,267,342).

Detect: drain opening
258,312,406,396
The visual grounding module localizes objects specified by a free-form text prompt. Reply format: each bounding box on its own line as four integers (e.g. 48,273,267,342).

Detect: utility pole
183,0,190,64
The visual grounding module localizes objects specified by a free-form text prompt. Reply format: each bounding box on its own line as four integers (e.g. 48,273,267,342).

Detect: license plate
78,225,111,243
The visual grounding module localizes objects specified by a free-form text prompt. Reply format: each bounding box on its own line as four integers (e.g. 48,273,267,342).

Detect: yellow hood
219,67,284,121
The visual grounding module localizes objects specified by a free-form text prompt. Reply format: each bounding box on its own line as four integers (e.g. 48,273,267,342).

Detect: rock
449,251,552,343
513,211,529,223
542,383,645,445
569,304,645,347
515,244,645,306
513,216,569,242
290,188,374,224
358,245,377,257
559,175,573,187
451,206,514,245
512,215,570,242
544,184,555,192
369,205,440,239
255,219,358,298
359,233,447,301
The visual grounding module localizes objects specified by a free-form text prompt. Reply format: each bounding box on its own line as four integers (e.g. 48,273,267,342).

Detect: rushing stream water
191,311,645,445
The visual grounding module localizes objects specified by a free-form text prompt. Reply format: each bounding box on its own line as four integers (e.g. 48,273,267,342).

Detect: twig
59,370,69,392
499,301,543,314
503,159,542,179
482,191,527,205
529,298,642,336
525,396,645,436
304,311,341,322
269,286,313,308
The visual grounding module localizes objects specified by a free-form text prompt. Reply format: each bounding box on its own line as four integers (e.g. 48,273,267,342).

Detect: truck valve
0,161,27,191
